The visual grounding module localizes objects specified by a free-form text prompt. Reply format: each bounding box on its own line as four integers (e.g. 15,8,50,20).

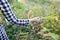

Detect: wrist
29,19,33,23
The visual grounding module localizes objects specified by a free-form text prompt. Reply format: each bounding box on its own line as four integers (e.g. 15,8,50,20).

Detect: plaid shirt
0,0,30,25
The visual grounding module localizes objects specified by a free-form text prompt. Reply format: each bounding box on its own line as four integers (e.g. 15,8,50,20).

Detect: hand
30,17,41,23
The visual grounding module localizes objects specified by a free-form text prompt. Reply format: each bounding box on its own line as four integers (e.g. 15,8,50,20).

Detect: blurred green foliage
3,0,60,40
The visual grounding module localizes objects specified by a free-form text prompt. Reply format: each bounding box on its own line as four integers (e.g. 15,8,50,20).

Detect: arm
0,0,30,25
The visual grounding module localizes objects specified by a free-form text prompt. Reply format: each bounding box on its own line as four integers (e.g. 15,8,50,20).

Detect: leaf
48,32,58,40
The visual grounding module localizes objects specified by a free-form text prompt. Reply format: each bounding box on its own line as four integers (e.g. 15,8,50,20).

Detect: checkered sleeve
0,0,30,25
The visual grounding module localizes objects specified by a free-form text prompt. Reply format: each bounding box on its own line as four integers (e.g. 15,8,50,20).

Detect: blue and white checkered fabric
0,0,30,40
0,24,9,40
0,0,30,25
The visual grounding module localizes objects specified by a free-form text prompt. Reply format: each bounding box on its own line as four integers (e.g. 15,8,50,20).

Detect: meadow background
3,0,60,40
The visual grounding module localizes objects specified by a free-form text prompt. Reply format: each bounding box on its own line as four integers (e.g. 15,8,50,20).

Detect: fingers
30,17,41,23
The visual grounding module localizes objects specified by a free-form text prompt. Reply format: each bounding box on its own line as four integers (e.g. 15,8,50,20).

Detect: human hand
30,17,41,23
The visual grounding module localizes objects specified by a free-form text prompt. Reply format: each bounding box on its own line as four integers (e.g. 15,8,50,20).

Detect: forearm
0,0,30,25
